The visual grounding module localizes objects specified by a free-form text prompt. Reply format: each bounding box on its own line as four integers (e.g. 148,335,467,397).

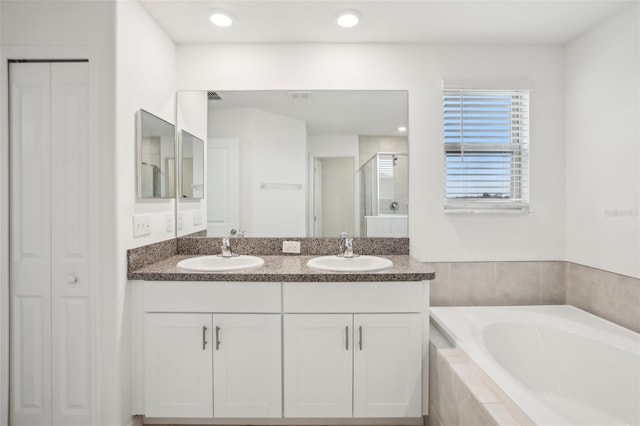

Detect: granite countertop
128,254,435,282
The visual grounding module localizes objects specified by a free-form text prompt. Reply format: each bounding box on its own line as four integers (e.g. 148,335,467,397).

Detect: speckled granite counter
128,254,434,282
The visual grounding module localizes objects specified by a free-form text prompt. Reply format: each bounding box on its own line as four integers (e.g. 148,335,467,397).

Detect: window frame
443,89,530,213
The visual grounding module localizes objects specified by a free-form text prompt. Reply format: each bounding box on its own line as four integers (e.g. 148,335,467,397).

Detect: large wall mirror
137,109,176,198
176,90,408,238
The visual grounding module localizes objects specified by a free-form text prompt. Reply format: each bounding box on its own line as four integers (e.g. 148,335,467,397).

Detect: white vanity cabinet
144,313,214,418
134,280,429,423
136,282,282,420
283,282,427,419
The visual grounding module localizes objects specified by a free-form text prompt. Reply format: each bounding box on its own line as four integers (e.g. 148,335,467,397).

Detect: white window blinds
443,90,530,212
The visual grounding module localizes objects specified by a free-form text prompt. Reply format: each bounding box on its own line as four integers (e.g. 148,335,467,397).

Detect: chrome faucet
339,232,357,258
220,237,237,258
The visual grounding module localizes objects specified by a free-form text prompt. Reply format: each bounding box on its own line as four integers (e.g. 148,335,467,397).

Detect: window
443,90,530,212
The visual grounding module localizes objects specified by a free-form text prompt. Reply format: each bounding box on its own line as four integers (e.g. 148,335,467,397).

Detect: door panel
144,314,213,418
353,313,422,417
284,314,353,417
207,138,240,236
9,62,53,426
50,62,92,426
213,314,281,417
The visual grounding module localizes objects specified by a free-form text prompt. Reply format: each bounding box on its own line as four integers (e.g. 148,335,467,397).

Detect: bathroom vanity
129,252,433,425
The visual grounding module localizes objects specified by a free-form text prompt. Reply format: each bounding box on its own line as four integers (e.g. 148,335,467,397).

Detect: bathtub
430,305,640,426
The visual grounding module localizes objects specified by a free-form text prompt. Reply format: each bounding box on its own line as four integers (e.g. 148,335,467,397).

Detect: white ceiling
138,0,635,45
207,90,408,136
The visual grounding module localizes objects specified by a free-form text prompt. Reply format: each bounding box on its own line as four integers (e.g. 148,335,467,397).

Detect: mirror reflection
137,109,176,198
180,130,204,199
177,90,408,238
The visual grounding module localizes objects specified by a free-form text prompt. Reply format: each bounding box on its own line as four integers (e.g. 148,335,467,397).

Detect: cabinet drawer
144,281,281,313
283,282,423,313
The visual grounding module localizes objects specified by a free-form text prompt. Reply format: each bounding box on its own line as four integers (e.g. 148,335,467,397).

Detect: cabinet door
213,314,281,417
144,314,213,418
353,313,422,417
284,314,353,417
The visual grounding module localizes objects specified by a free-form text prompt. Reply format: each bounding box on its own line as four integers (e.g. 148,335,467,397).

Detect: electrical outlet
177,213,184,230
132,215,151,237
193,210,203,226
165,213,173,232
282,241,301,254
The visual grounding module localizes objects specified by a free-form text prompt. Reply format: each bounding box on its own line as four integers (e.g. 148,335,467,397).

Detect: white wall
178,44,566,261
307,135,359,236
209,107,307,237
1,1,118,424
116,3,177,425
565,4,640,278
176,91,208,237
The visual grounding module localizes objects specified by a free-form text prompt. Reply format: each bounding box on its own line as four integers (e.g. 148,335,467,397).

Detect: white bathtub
430,305,640,426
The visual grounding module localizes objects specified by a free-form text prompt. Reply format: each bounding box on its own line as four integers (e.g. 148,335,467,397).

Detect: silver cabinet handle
359,325,363,350
202,326,207,350
215,326,221,350
345,325,349,350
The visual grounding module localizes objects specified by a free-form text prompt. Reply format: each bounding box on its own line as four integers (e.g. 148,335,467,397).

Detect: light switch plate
133,215,151,237
282,241,301,254
177,213,184,230
193,210,203,226
165,213,173,232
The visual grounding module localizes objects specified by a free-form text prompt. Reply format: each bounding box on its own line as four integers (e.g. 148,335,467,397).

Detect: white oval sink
177,255,265,272
307,255,393,272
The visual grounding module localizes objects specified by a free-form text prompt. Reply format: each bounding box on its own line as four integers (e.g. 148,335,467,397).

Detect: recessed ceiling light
336,10,361,28
398,126,407,133
210,10,235,28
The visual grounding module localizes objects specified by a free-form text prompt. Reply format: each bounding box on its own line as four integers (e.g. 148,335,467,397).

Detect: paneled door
213,314,281,417
9,61,93,426
207,138,239,236
353,313,422,417
283,314,353,418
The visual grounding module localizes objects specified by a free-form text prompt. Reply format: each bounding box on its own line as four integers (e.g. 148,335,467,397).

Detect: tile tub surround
428,261,566,307
177,237,410,256
428,329,534,426
566,262,640,333
428,261,640,333
127,254,434,282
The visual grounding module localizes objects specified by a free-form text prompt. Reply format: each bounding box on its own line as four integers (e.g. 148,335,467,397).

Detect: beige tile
454,373,498,426
449,362,501,404
495,262,540,305
427,263,455,306
566,263,596,311
436,351,458,426
450,262,496,306
483,403,521,426
615,274,640,333
539,261,566,304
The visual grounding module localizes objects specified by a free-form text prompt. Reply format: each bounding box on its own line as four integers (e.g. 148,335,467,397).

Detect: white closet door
10,61,92,426
50,62,92,426
10,62,54,426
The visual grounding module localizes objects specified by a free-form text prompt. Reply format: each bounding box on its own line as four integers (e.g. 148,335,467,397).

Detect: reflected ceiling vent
208,91,222,100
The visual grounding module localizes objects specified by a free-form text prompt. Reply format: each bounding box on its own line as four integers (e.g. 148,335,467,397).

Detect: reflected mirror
180,130,205,199
176,90,408,238
137,109,176,198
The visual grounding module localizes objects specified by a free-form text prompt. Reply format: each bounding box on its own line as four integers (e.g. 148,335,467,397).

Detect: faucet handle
340,231,349,239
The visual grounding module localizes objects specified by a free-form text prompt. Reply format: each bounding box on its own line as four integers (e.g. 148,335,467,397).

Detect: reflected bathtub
430,306,640,426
